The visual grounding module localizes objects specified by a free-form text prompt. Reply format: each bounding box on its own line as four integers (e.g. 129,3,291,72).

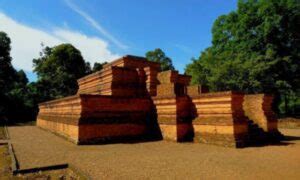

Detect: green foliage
278,89,300,115
92,62,107,72
0,32,36,122
84,62,92,75
33,44,89,100
0,35,94,122
0,31,15,118
146,48,175,71
0,32,103,122
185,0,300,115
0,32,17,94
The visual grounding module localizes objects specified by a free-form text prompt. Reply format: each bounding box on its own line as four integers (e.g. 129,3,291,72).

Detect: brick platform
152,70,193,141
153,96,193,142
37,54,282,147
191,91,248,147
38,94,152,144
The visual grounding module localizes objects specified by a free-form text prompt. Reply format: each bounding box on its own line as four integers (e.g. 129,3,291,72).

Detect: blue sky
0,0,237,81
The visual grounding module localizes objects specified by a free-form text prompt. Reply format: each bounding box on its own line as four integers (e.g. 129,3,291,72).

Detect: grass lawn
0,126,7,140
0,145,12,179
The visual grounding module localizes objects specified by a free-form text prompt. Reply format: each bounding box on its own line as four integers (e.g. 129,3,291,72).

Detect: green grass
0,145,12,180
0,126,7,140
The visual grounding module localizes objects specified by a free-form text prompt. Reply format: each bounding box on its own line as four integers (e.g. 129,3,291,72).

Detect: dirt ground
0,138,85,179
8,126,300,180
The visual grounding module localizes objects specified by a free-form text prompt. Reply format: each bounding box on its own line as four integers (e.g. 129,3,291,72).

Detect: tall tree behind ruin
185,0,300,115
146,48,175,71
0,32,15,119
0,32,17,94
33,44,90,100
92,62,108,73
0,32,36,121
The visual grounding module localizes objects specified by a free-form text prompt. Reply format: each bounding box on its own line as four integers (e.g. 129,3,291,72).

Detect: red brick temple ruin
37,55,283,147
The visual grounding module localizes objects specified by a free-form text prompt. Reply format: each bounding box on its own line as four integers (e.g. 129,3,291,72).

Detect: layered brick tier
153,96,193,142
187,85,209,96
77,55,160,97
144,66,159,96
152,70,193,141
103,55,160,97
77,66,140,96
191,91,248,147
37,54,282,147
156,70,191,97
37,94,152,144
102,55,160,70
243,94,283,139
37,95,82,142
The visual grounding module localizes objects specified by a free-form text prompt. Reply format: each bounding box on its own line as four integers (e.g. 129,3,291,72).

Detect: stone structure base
36,55,282,147
37,94,152,144
191,92,248,147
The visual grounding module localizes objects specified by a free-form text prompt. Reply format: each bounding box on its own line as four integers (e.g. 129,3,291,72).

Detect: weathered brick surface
156,70,191,97
77,66,140,96
77,55,160,97
37,94,152,144
191,91,248,147
187,85,209,96
243,94,282,141
144,67,159,96
243,94,277,131
156,71,190,86
153,96,193,142
37,55,281,147
37,119,79,143
102,55,160,70
78,124,147,144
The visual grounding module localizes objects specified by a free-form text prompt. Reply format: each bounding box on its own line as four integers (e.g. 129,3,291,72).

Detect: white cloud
64,0,128,50
0,12,120,71
53,29,120,67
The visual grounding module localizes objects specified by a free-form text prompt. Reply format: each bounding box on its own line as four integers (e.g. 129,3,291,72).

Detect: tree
33,44,89,100
84,62,92,75
4,65,39,122
146,48,175,71
92,62,107,72
185,0,300,115
0,32,16,119
0,32,17,94
0,32,35,122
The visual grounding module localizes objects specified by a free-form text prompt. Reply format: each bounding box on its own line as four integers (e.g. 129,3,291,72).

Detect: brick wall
37,95,153,144
191,91,248,147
